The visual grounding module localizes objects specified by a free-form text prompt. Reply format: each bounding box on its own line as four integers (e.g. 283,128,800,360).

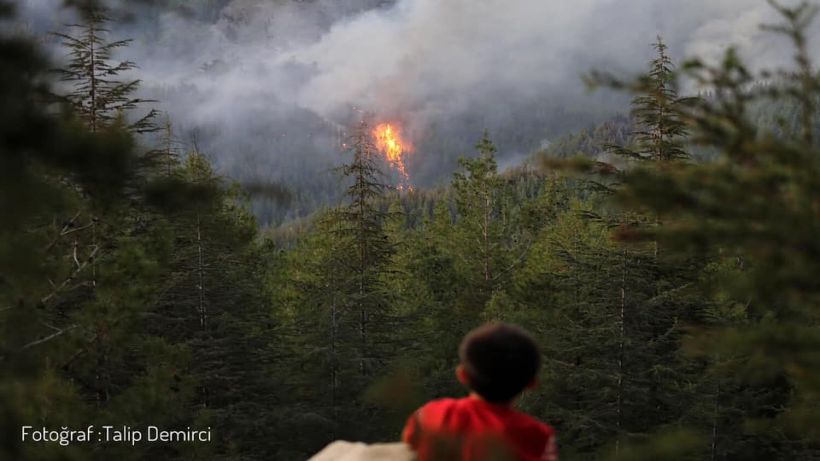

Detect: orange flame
373,122,412,188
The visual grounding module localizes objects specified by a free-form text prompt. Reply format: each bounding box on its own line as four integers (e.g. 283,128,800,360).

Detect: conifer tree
273,120,397,454
277,209,359,454
157,114,183,176
336,120,394,377
451,131,508,308
44,4,166,416
572,39,706,458
53,5,158,134
146,151,280,459
0,3,180,457
608,37,690,164
601,2,820,458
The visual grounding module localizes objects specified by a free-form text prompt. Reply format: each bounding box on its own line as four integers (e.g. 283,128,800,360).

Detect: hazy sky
14,0,820,195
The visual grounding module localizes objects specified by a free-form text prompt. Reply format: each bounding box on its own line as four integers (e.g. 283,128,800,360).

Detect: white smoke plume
13,0,820,221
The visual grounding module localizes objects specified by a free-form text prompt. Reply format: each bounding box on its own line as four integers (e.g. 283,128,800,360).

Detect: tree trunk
483,193,491,285
711,379,720,461
330,282,339,438
359,172,367,377
91,217,97,288
197,213,206,328
615,247,627,457
88,22,98,134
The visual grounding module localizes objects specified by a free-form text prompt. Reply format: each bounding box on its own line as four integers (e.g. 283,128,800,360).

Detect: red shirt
402,397,558,461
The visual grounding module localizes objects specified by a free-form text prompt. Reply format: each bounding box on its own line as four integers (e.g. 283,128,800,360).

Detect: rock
307,441,415,461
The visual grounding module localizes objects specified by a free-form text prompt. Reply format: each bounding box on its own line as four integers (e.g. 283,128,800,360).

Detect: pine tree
451,131,508,309
559,39,708,458
44,4,169,418
336,120,394,378
608,37,690,164
276,209,359,456
157,114,183,177
53,5,158,134
0,3,180,458
603,2,820,458
145,151,280,460
273,120,397,455
381,197,465,405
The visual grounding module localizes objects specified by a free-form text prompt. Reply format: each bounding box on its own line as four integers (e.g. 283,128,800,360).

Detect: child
402,323,558,461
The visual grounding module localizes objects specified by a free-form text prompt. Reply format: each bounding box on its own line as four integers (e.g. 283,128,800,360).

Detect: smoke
13,0,820,222
281,0,818,120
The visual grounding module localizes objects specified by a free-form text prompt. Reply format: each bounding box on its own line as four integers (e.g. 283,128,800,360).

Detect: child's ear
456,364,469,385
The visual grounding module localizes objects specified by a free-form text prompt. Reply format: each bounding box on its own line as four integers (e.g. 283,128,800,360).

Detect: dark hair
458,323,541,403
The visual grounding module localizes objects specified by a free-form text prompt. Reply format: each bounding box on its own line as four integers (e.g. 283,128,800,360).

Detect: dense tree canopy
2,1,819,460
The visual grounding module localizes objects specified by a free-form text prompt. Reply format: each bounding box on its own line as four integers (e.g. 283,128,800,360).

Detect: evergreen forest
2,0,820,460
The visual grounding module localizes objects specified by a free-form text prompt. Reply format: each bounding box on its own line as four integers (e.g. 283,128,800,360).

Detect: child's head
457,323,541,404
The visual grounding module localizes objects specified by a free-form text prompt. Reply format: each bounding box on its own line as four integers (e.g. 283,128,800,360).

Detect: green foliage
451,131,510,308
53,5,158,134
5,1,820,460
539,114,634,160
617,37,691,163
587,1,820,459
1,3,278,459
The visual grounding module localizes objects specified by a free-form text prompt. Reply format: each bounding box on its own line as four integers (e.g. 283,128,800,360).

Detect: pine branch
21,324,78,351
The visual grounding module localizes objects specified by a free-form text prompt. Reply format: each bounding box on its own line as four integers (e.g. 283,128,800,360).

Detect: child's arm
401,410,421,447
541,433,558,461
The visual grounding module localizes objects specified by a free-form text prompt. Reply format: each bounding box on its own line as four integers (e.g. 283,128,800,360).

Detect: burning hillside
372,122,412,189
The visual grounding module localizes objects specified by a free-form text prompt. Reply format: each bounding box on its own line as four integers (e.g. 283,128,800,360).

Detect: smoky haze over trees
16,0,820,224
3,0,820,460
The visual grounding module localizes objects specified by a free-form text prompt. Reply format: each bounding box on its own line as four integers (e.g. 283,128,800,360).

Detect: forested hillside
20,0,636,226
3,1,820,460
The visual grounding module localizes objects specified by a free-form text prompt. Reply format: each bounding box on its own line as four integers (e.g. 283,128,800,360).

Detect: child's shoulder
514,410,556,435
417,397,460,417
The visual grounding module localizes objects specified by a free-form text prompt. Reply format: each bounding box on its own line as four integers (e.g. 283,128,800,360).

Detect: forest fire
372,122,411,188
